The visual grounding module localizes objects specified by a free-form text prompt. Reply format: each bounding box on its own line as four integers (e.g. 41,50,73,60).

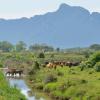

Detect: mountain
0,3,100,48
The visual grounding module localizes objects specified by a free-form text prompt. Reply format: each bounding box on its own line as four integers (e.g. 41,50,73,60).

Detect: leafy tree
0,41,13,52
89,51,100,66
80,51,100,69
15,41,26,52
90,44,100,51
56,48,60,52
29,44,54,52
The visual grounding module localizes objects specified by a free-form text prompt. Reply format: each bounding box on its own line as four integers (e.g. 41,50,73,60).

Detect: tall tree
0,41,13,52
15,41,27,52
29,44,54,52
90,44,100,51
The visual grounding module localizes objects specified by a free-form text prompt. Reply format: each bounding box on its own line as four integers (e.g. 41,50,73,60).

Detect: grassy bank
0,71,26,100
27,67,100,100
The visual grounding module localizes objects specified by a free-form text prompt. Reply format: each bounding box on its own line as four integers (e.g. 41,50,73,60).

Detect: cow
6,68,23,77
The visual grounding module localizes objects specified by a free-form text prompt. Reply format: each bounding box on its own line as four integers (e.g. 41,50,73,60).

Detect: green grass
27,67,100,100
0,71,26,100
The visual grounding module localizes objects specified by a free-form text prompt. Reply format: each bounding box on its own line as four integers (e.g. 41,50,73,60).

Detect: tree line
0,41,54,52
0,41,100,53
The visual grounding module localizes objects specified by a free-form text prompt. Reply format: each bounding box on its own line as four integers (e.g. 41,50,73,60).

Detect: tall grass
0,71,26,100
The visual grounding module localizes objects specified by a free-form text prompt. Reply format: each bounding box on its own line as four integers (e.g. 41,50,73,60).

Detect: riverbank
25,77,52,100
26,67,100,100
0,71,26,100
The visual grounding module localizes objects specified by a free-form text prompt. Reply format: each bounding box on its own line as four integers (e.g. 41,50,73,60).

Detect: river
8,77,46,100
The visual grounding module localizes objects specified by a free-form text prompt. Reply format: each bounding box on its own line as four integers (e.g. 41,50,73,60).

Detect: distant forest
0,41,100,53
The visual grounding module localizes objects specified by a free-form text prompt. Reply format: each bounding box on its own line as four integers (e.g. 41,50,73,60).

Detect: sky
0,0,100,19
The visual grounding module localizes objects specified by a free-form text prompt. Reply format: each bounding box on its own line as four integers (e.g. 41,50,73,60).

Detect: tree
90,44,100,51
29,44,54,52
0,41,13,52
56,48,60,52
80,51,100,69
15,41,27,52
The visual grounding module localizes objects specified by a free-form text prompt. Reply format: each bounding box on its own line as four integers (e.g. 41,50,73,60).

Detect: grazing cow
6,68,16,76
45,60,80,69
46,62,57,69
65,61,80,68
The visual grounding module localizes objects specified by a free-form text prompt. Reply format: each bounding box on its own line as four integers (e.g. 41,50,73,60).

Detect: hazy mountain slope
0,4,100,48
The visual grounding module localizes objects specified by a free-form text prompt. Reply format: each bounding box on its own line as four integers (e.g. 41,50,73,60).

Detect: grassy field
0,51,100,100
0,71,26,100
27,66,100,100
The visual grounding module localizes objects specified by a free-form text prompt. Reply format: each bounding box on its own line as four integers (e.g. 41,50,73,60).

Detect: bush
33,61,40,70
80,52,100,70
43,83,57,93
94,62,100,72
38,52,45,58
88,51,100,67
80,79,88,84
57,71,64,76
44,74,57,84
58,82,67,92
0,63,3,68
33,83,43,90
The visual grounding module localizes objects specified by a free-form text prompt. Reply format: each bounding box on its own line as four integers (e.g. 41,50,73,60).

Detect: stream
8,77,45,100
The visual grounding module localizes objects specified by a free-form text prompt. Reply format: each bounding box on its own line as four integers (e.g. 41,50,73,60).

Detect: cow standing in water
6,68,23,77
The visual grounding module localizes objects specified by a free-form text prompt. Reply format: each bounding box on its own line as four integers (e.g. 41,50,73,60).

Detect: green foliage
0,71,26,100
43,83,57,93
27,66,100,100
0,41,13,52
29,44,54,52
94,62,100,72
80,51,100,70
0,62,3,68
89,51,100,66
33,61,40,70
44,73,57,84
37,52,45,58
15,41,26,52
90,44,100,51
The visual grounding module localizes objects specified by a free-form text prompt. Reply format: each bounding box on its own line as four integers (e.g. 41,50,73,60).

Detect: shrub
38,52,45,58
79,61,87,71
43,83,57,93
58,82,67,92
33,61,40,70
34,83,43,90
0,63,3,68
88,51,100,67
80,79,88,84
80,52,100,70
28,70,35,75
75,90,86,98
94,62,100,72
57,71,64,76
44,74,57,84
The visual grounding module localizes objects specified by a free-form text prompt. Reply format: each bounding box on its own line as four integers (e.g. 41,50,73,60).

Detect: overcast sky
0,0,100,19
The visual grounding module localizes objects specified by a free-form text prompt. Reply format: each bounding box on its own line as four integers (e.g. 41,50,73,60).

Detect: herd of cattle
44,61,80,69
5,68,23,76
5,60,81,76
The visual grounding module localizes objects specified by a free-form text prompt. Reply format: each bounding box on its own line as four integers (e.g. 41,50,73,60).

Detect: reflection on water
8,78,45,100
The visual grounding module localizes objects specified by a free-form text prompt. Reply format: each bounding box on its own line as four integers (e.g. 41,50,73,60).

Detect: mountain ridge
0,3,100,48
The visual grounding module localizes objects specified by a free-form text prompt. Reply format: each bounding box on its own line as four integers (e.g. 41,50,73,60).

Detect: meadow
26,67,100,100
0,47,100,100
